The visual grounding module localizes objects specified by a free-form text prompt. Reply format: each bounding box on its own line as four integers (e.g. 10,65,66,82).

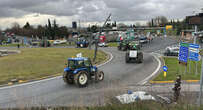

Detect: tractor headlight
92,68,96,72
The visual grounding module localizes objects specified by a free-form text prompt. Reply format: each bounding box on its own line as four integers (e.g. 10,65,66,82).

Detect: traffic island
151,57,202,84
0,48,108,86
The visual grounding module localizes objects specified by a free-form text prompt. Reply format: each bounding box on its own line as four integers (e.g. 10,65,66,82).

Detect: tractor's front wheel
95,71,104,82
63,72,74,84
137,52,143,63
74,71,88,87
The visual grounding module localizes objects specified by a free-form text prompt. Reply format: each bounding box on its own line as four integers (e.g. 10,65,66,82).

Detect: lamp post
93,14,111,61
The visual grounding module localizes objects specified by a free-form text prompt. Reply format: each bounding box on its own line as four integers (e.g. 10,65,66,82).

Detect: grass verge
0,44,25,47
108,42,118,47
154,57,202,81
0,48,107,84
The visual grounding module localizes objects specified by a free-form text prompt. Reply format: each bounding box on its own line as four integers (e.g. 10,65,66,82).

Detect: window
84,59,91,67
68,60,75,68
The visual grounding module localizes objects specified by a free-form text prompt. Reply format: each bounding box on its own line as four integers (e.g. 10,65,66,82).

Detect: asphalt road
0,37,178,108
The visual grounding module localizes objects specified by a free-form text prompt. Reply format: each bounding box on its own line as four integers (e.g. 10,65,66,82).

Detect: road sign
178,43,189,64
163,66,168,72
189,43,200,61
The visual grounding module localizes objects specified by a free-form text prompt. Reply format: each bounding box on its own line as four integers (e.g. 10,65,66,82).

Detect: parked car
53,40,67,45
98,42,108,47
164,45,179,56
139,36,148,44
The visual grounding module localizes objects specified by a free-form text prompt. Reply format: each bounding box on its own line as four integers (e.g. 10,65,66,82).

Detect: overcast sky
0,0,202,29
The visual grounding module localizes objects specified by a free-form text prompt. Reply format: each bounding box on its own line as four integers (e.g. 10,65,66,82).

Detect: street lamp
93,14,111,61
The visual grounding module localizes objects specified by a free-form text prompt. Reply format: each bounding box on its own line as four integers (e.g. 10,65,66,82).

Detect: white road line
97,50,114,67
137,53,162,85
0,50,114,90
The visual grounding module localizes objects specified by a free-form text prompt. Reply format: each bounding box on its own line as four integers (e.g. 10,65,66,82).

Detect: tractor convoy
63,29,146,87
118,29,144,63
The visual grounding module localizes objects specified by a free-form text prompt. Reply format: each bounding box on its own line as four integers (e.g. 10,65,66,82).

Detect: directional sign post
189,43,200,61
178,42,189,65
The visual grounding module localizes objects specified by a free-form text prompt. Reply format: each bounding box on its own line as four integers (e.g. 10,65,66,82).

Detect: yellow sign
164,72,167,77
166,25,173,30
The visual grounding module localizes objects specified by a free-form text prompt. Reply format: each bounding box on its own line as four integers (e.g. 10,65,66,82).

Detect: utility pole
93,14,111,61
194,25,197,44
199,58,203,106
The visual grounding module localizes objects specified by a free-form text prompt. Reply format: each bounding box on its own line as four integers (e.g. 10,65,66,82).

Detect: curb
2,73,62,87
150,80,200,84
0,49,113,89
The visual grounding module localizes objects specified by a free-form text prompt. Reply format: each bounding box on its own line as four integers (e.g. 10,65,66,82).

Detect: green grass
0,44,25,47
0,48,107,84
108,42,118,47
154,57,202,81
200,49,203,56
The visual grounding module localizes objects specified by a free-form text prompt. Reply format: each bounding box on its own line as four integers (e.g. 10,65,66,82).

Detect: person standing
17,43,20,49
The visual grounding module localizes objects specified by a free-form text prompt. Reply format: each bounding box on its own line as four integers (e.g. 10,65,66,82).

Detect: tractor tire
74,71,88,87
118,46,121,50
123,46,127,51
63,72,74,84
137,52,143,63
95,71,104,82
125,52,130,63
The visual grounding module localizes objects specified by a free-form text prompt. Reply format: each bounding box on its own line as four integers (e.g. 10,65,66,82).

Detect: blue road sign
163,66,168,72
189,43,200,61
179,43,189,63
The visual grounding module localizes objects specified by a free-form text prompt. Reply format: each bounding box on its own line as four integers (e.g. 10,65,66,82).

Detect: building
181,30,195,41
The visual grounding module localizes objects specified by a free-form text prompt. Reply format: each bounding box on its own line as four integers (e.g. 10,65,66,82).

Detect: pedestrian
17,44,20,49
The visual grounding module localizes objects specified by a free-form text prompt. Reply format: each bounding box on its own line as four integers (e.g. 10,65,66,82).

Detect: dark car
139,36,148,44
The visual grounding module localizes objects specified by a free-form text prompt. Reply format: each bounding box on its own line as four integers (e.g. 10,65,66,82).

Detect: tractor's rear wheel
63,72,74,84
122,46,127,51
74,71,88,87
137,52,143,63
95,71,104,82
125,52,130,63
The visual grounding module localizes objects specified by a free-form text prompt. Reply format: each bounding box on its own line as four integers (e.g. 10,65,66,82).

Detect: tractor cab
128,41,141,50
65,57,96,73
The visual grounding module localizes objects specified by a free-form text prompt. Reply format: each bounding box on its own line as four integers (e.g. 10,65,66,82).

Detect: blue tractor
76,38,89,48
63,57,104,87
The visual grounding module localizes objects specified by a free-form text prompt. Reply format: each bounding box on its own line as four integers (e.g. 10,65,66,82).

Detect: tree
23,22,31,29
153,16,168,26
53,19,59,39
117,23,127,28
90,25,98,33
47,19,52,39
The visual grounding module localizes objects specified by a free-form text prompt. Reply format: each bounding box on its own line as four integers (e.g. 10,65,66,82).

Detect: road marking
0,49,114,90
97,50,114,67
137,53,162,85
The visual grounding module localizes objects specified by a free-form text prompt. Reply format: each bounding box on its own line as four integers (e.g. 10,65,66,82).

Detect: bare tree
153,16,168,26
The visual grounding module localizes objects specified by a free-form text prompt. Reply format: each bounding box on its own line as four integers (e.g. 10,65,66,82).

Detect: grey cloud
0,0,203,22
